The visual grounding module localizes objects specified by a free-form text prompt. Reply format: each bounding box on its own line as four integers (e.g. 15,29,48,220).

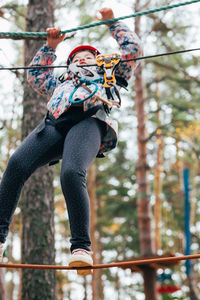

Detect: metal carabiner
96,53,121,87
68,78,99,104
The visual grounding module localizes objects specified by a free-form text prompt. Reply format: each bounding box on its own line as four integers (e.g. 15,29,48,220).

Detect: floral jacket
27,21,143,155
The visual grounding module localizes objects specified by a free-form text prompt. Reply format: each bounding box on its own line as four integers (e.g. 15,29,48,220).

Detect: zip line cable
0,253,200,270
0,0,200,39
0,47,199,71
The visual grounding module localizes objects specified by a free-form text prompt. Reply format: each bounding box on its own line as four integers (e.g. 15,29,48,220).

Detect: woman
0,8,142,276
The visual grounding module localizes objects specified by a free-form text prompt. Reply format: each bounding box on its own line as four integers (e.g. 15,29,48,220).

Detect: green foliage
144,4,200,298
2,1,27,30
96,138,139,259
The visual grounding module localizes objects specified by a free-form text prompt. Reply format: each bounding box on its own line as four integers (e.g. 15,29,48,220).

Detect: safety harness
37,53,128,164
60,53,128,110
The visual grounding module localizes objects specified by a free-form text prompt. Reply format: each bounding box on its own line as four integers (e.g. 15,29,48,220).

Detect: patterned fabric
27,21,143,155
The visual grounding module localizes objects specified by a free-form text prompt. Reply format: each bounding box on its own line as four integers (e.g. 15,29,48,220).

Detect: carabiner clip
96,53,121,87
68,79,99,104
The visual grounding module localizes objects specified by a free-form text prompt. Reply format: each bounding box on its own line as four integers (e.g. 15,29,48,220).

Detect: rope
0,47,199,71
1,47,200,71
0,33,75,41
0,253,200,270
0,0,199,39
68,78,100,104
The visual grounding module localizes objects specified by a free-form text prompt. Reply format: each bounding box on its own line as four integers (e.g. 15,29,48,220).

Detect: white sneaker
0,244,4,263
68,249,93,276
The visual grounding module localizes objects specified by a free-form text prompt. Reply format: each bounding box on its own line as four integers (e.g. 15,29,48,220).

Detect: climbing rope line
0,47,199,71
0,0,200,39
0,253,200,270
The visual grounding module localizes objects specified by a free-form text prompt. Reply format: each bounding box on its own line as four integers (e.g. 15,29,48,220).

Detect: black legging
0,115,104,252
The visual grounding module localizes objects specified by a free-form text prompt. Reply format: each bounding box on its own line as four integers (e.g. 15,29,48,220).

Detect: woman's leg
0,122,64,243
60,117,105,253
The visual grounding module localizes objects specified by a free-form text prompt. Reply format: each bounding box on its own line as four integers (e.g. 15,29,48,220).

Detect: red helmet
67,45,100,65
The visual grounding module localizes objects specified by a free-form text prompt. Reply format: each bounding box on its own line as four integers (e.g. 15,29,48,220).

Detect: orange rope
0,253,200,270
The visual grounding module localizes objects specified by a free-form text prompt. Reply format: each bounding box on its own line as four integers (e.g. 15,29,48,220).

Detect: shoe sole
69,260,93,276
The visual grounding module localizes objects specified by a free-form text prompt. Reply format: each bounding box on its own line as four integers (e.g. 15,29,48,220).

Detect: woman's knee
6,152,31,181
60,167,86,188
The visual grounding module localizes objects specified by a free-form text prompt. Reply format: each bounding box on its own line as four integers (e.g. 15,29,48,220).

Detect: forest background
0,0,200,299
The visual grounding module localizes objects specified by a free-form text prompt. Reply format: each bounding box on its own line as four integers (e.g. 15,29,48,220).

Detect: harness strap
37,105,104,136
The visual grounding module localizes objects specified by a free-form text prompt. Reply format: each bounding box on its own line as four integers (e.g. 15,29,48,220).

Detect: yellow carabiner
96,53,121,87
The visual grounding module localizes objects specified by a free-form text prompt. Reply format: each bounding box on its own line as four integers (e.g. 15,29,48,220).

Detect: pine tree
21,0,56,299
144,1,200,298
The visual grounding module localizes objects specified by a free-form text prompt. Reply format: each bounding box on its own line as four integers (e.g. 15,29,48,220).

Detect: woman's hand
46,27,65,50
95,8,115,27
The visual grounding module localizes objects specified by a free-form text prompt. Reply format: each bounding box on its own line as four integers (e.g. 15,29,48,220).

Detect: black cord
0,47,200,71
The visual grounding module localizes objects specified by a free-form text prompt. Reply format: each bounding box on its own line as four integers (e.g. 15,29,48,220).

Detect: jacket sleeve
27,45,61,98
109,21,143,82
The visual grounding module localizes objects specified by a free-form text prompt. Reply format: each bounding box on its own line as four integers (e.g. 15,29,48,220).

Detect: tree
134,1,158,299
0,269,8,300
21,0,56,299
144,2,200,298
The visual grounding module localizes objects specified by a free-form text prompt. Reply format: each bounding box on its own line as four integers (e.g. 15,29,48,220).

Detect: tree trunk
88,163,98,300
96,200,104,300
83,277,88,300
154,134,163,252
88,163,104,300
0,269,8,300
188,273,200,300
134,1,158,299
9,219,15,300
21,1,56,299
154,78,163,253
